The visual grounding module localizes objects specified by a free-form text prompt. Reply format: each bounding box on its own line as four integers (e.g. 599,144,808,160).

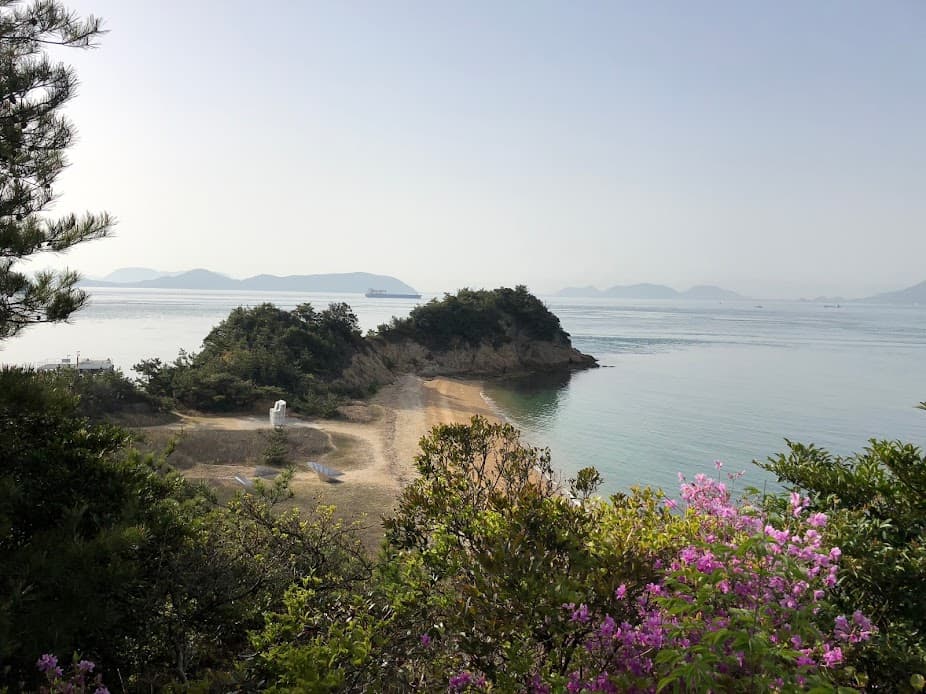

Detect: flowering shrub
251,419,882,692
36,654,109,694
763,436,926,688
538,469,873,692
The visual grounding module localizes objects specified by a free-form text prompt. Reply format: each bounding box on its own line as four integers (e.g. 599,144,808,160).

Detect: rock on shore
339,334,596,391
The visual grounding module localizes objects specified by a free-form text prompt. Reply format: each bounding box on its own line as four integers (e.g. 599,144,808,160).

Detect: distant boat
824,304,841,309
365,288,422,299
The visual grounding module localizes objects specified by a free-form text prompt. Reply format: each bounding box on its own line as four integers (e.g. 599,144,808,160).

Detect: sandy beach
305,373,501,490
139,375,499,548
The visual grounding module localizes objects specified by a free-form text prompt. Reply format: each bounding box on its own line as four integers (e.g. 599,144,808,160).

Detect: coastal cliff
340,333,595,389
339,285,597,389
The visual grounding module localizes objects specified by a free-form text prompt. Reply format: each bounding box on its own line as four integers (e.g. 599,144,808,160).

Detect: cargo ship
364,288,422,299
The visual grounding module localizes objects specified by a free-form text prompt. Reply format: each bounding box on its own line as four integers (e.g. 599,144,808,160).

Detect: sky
37,1,926,298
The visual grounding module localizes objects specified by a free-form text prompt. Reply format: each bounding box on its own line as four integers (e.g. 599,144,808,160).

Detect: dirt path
143,375,498,512
318,374,499,490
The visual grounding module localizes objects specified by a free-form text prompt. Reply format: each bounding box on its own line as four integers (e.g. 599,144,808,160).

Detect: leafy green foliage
762,434,926,689
252,417,686,690
0,1,113,339
0,367,192,687
251,418,888,691
134,302,365,413
377,285,568,350
37,367,168,422
135,288,579,414
0,368,370,690
263,425,289,467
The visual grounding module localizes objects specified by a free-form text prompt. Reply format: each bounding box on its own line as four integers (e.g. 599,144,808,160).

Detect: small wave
479,390,514,425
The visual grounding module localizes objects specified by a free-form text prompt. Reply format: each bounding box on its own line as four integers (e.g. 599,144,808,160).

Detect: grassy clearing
133,425,393,553
134,427,331,470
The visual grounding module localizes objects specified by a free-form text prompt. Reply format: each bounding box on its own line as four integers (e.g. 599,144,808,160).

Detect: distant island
558,279,926,305
856,280,926,305
80,268,419,295
556,283,747,301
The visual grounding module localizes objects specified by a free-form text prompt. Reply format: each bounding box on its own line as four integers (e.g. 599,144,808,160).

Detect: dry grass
132,425,393,553
133,427,331,470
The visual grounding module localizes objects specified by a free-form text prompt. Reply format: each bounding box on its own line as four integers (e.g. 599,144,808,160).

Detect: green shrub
378,285,568,350
135,302,364,414
762,425,926,690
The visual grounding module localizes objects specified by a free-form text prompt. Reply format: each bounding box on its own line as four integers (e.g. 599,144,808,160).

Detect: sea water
2,289,924,493
484,299,926,493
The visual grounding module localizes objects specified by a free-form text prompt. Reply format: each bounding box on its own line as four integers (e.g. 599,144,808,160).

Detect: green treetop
0,1,112,339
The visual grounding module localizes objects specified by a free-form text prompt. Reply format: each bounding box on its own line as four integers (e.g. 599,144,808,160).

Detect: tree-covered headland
133,285,595,416
377,285,571,349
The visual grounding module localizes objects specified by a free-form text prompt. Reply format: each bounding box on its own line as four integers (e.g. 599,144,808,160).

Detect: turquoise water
485,299,926,493
2,290,924,493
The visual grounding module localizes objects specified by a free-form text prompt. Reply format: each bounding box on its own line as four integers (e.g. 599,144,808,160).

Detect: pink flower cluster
449,670,486,691
536,472,874,691
36,653,109,694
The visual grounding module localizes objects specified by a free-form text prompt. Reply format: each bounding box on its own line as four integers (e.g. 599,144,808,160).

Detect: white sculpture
269,399,286,427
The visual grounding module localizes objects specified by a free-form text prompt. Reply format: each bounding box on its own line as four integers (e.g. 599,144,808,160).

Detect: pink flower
599,615,617,639
821,644,844,668
853,610,874,635
571,603,590,623
615,584,627,600
789,492,809,517
680,546,698,564
36,653,63,678
808,513,827,528
449,671,473,690
36,654,58,673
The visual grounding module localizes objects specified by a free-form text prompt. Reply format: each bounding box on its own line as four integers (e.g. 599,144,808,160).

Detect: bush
134,302,364,414
38,368,167,421
762,429,926,690
377,285,568,350
0,368,369,689
251,417,875,691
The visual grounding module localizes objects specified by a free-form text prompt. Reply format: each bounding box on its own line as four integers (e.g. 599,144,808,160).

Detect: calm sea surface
3,288,924,494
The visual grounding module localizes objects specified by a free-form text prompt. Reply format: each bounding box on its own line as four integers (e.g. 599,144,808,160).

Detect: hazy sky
41,1,926,298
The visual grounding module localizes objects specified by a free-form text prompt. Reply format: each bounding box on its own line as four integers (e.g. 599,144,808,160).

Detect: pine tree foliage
0,1,112,339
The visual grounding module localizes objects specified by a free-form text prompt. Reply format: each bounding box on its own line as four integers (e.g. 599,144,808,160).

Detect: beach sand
139,375,499,549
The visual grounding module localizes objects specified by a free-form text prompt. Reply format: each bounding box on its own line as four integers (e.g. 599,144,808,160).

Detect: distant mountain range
556,284,748,301
557,279,926,304
857,280,926,305
80,268,419,294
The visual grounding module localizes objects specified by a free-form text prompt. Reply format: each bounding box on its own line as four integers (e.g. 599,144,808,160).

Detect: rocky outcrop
338,335,596,391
